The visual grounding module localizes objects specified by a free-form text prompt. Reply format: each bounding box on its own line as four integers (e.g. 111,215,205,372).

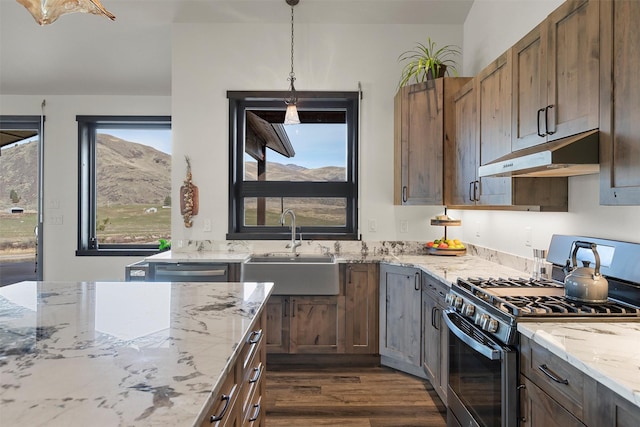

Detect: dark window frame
227,91,359,240
76,115,171,256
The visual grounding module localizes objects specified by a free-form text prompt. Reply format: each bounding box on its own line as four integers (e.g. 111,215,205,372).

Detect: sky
270,123,347,169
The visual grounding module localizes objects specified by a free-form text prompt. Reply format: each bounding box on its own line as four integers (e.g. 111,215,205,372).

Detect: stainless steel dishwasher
149,262,229,282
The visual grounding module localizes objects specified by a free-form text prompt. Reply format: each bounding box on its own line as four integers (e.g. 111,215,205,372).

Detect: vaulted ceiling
0,0,472,96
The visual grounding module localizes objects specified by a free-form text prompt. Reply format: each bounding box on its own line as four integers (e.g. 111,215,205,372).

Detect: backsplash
172,239,543,276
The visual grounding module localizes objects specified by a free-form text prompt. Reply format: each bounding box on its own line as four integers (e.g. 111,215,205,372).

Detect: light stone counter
0,280,273,426
518,321,640,408
146,250,251,263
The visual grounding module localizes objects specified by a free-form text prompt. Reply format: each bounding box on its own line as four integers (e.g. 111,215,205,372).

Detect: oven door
443,309,518,427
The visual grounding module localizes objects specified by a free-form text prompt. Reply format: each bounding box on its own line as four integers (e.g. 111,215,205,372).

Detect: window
77,116,171,255
227,91,359,240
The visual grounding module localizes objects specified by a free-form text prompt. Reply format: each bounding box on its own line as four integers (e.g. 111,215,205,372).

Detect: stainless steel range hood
478,129,599,178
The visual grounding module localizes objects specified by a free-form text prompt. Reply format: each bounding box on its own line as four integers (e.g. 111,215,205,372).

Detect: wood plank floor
264,366,447,427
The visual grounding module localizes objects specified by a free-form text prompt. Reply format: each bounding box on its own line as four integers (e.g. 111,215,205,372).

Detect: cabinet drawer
200,367,240,427
520,335,591,418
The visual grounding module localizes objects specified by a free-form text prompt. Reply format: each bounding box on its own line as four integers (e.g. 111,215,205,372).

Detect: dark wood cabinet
512,0,599,151
599,0,640,205
394,78,470,205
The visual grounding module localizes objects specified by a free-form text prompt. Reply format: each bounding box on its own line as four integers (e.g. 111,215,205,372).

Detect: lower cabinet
200,309,266,427
265,263,379,356
520,334,640,427
266,295,345,354
421,272,448,404
379,264,425,378
344,263,379,354
519,375,585,427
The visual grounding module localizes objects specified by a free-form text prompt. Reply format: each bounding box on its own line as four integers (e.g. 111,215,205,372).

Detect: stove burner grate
498,295,640,317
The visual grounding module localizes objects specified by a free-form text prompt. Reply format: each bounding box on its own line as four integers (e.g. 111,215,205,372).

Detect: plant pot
426,64,447,80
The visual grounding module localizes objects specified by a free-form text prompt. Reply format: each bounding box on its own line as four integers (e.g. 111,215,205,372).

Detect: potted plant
398,38,461,87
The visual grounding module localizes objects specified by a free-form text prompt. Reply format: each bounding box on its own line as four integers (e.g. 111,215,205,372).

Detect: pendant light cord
287,2,296,102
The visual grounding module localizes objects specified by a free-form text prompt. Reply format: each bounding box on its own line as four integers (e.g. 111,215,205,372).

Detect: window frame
76,115,171,256
227,91,359,240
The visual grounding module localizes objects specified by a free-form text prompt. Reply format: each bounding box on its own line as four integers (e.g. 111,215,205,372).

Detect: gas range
446,276,640,346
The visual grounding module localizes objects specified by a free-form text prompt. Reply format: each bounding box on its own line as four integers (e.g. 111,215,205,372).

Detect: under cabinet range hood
478,129,599,178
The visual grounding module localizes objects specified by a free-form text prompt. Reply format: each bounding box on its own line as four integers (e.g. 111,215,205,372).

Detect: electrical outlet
368,219,377,232
475,221,481,238
400,220,409,233
525,226,532,247
203,219,212,232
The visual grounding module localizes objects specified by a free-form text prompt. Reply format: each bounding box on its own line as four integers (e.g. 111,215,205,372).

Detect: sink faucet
280,209,301,253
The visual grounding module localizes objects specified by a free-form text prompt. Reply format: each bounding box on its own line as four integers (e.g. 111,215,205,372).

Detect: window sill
76,248,162,257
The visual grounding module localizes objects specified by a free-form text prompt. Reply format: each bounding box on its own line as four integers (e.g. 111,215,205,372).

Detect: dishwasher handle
155,268,227,277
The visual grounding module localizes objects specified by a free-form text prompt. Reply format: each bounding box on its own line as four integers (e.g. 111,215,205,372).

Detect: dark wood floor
264,366,447,427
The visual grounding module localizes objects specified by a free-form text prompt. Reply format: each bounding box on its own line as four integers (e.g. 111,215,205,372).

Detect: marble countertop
148,250,527,288
0,280,273,426
518,321,640,408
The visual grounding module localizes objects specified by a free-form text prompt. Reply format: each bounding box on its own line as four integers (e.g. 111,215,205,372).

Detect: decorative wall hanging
180,156,198,228
17,0,116,25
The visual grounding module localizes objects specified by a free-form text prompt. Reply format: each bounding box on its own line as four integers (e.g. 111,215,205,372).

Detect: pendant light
284,0,301,125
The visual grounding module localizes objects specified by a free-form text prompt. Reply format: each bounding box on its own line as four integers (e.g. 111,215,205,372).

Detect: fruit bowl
425,238,466,256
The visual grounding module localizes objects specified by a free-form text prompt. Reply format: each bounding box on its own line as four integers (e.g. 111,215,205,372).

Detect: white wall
171,22,463,246
459,0,640,256
0,95,170,280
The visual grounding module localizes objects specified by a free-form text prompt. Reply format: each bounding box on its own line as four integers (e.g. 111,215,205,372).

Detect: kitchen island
0,280,273,426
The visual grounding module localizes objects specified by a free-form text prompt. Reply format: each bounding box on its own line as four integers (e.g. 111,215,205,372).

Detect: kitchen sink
240,253,339,295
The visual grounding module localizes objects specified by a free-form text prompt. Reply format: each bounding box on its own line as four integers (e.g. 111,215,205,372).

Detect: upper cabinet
599,0,640,205
394,78,471,205
448,53,568,211
511,0,599,151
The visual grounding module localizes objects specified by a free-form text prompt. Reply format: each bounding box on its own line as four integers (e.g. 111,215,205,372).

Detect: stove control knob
486,319,499,334
445,293,455,305
478,314,489,327
461,303,475,317
454,296,464,310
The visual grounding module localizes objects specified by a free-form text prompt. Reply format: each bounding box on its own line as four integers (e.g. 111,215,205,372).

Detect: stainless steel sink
240,253,339,295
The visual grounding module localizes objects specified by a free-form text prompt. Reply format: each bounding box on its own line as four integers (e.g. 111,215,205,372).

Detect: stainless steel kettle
564,241,609,303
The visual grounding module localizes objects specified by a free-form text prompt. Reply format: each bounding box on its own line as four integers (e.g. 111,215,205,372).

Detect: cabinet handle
473,180,479,202
538,364,569,385
468,181,474,202
249,403,261,422
283,298,288,318
210,394,230,422
537,108,546,137
249,365,262,384
348,265,352,284
402,186,408,203
431,307,437,328
248,329,263,345
545,104,555,135
415,272,420,291
292,299,296,318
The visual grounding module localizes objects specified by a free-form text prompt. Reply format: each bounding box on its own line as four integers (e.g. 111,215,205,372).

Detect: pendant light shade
17,0,116,25
284,0,300,125
284,104,300,125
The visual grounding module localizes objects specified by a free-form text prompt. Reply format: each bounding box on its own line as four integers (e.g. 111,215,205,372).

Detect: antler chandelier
17,0,115,25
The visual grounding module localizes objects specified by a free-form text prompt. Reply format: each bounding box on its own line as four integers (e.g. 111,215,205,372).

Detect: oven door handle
443,311,502,361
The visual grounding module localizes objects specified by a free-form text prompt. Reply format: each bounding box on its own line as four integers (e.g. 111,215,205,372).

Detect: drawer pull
210,394,230,422
248,329,263,345
538,364,569,385
249,403,260,422
249,365,262,384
